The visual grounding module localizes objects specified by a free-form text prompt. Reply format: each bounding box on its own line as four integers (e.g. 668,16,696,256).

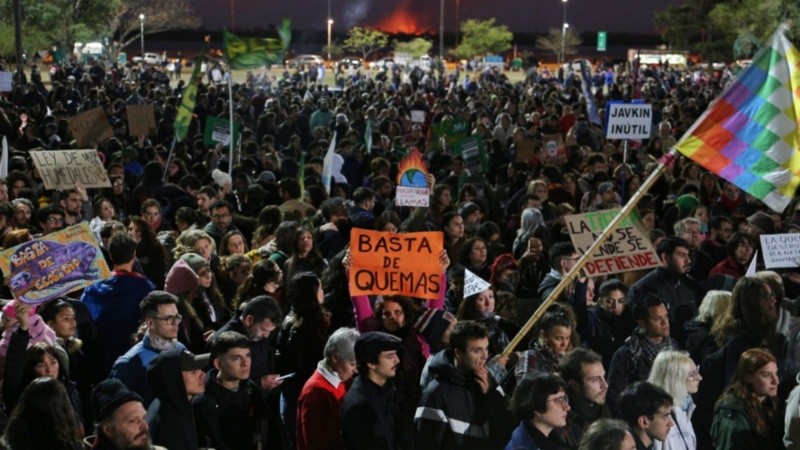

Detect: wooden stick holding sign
502,148,678,356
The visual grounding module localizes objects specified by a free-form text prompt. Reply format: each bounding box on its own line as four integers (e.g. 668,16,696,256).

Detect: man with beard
415,321,511,449
89,379,165,450
674,218,714,282
551,348,611,449
627,237,703,345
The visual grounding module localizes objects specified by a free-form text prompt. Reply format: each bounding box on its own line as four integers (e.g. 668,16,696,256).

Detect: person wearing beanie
177,252,230,338
747,211,776,237
164,260,199,296
341,331,403,450
87,379,164,450
146,348,209,450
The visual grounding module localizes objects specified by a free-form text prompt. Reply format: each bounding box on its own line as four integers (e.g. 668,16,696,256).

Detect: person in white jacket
785,373,800,449
648,350,700,450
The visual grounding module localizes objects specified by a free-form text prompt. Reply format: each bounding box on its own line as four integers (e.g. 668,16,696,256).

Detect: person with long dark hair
284,228,327,283
277,272,331,449
711,348,782,450
233,258,285,313
127,216,169,289
2,377,82,450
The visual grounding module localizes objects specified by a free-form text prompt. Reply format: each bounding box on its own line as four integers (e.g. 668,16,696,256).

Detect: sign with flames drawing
396,149,429,207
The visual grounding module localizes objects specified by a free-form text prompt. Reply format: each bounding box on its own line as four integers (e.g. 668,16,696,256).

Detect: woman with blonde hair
684,290,732,365
648,350,700,450
710,348,782,450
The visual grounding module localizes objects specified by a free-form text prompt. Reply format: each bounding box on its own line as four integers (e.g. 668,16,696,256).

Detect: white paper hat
463,268,492,298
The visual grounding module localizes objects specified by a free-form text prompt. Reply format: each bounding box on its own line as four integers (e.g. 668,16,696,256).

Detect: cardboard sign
349,229,444,299
606,104,652,139
127,104,156,137
514,138,537,163
541,133,567,165
565,208,660,276
760,234,800,268
204,116,240,146
30,149,111,190
395,149,429,207
67,107,113,147
0,223,112,304
0,71,11,92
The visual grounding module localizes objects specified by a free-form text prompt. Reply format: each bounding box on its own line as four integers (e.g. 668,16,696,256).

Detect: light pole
439,0,444,60
139,14,145,58
560,0,567,63
327,19,334,62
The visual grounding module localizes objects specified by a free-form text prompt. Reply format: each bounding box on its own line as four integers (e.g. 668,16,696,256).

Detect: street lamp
139,14,145,59
327,19,334,62
560,0,567,64
439,0,444,60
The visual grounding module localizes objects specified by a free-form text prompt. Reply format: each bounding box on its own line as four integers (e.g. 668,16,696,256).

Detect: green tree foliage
534,27,582,63
343,27,389,60
321,42,344,60
394,37,432,58
453,18,513,60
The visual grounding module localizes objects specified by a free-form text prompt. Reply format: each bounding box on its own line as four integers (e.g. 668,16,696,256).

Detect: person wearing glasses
82,232,156,383
505,372,571,450
647,351,701,450
34,203,65,236
709,232,754,279
110,291,185,408
203,200,238,249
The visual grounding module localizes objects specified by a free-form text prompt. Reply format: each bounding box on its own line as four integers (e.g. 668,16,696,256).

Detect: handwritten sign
0,71,11,92
410,110,426,123
67,107,113,147
606,104,652,139
541,133,567,165
0,223,111,304
396,149,429,207
565,208,660,276
760,234,800,268
349,229,444,299
204,116,240,146
30,149,111,190
127,104,156,137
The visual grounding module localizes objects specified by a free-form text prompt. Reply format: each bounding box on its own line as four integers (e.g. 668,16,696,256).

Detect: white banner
606,104,652,139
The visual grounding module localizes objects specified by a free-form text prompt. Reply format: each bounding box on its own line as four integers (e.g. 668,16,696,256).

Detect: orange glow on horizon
375,3,431,35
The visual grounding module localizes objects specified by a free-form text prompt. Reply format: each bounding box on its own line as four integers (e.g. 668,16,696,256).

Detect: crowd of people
0,51,797,450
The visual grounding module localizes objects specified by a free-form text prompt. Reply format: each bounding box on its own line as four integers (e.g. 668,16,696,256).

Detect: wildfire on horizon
373,2,432,35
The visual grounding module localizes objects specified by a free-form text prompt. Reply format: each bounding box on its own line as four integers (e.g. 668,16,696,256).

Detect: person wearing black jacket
146,348,208,450
341,331,403,450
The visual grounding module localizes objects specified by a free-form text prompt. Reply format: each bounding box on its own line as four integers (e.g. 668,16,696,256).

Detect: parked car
337,57,363,69
132,52,163,65
369,58,395,70
287,54,324,68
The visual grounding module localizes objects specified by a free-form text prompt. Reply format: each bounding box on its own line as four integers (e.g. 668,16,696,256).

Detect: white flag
0,135,7,179
321,131,337,195
463,268,492,298
746,250,758,276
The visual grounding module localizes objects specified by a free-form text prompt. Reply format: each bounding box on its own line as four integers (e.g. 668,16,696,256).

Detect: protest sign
127,104,156,137
0,71,11,92
0,223,111,304
430,117,468,151
606,103,652,139
760,234,800,268
349,229,444,299
541,133,567,165
204,116,240,146
454,135,488,175
565,208,660,276
67,107,113,147
410,110,426,123
396,149,429,207
464,269,492,298
30,149,111,190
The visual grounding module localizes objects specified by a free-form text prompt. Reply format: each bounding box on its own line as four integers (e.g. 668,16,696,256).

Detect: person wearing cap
83,232,156,382
193,331,279,450
87,379,164,450
297,327,360,450
415,321,512,449
341,331,403,450
592,181,620,211
146,347,208,450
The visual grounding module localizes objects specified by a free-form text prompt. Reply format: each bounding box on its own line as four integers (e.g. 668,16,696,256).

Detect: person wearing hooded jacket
146,347,208,450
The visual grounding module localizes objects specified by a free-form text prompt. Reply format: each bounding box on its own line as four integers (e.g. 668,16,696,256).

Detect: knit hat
458,201,480,220
257,170,276,184
414,309,456,346
675,194,700,215
165,260,199,295
747,212,776,234
91,379,143,423
212,169,232,188
179,253,209,274
597,182,615,194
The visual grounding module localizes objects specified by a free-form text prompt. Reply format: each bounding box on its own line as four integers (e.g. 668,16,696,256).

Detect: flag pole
162,135,177,180
502,147,677,355
227,69,235,177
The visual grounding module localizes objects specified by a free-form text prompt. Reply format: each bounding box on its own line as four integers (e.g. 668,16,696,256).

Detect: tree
394,37,432,58
321,42,344,60
535,27,581,63
654,1,728,62
453,18,513,60
343,27,388,60
104,0,202,62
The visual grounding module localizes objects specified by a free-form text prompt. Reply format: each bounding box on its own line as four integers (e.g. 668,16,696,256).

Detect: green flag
224,19,291,69
364,120,373,155
174,38,209,142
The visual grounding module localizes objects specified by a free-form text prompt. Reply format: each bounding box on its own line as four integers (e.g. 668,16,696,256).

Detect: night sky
192,0,686,35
